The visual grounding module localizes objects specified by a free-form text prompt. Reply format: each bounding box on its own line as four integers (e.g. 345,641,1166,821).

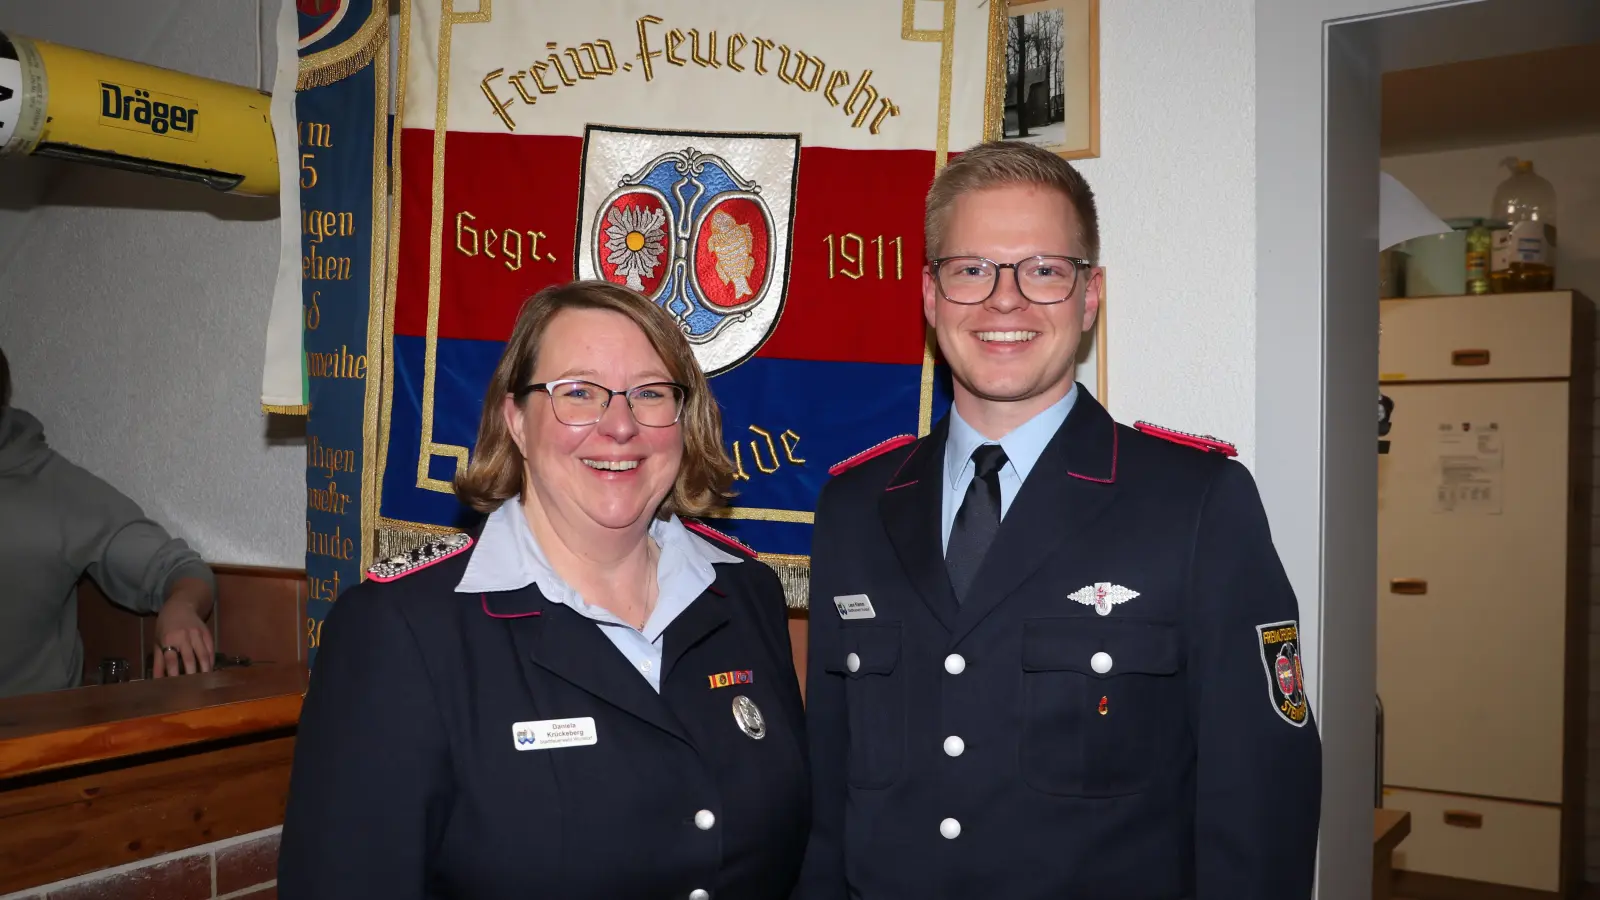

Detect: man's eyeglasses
515,379,688,428
928,255,1091,306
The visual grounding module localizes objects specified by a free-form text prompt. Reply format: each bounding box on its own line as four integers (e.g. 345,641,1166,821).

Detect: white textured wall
1073,0,1259,465
0,0,303,567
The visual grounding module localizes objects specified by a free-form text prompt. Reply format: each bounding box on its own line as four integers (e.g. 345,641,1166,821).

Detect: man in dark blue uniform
795,141,1322,899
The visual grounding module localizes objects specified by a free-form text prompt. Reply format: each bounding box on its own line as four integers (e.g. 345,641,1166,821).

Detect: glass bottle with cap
1489,157,1558,293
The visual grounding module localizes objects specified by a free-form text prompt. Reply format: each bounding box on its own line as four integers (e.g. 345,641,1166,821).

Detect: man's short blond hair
924,140,1100,264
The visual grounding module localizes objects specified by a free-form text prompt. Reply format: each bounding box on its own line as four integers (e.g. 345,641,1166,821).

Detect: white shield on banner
575,125,799,376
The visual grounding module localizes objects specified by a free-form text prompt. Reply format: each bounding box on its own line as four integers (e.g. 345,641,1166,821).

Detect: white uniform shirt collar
945,383,1078,490
454,497,740,641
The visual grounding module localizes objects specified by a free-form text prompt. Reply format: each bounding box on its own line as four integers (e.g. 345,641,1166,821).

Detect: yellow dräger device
0,30,278,196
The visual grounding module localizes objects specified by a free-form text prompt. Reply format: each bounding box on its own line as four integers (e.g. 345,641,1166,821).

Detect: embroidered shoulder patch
683,520,756,559
1133,421,1238,457
367,533,474,583
829,434,917,475
1256,620,1310,727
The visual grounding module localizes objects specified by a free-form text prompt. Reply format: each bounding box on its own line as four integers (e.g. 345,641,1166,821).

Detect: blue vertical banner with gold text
293,0,389,665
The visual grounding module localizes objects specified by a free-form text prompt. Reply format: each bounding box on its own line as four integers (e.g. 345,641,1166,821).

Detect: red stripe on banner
394,130,582,342
393,129,434,340
395,134,934,365
754,147,932,365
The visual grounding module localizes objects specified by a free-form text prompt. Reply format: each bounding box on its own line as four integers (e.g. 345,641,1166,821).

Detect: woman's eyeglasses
515,379,688,427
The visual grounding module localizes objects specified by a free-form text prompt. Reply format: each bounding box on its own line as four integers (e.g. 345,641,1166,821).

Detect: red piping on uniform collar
1066,426,1118,484
683,519,758,557
830,434,917,476
481,593,541,619
883,440,926,491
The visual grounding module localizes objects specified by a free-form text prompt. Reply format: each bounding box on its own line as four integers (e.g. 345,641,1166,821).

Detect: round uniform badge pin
731,695,766,740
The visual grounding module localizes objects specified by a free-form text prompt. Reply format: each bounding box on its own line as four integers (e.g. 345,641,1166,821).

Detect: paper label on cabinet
1433,422,1503,515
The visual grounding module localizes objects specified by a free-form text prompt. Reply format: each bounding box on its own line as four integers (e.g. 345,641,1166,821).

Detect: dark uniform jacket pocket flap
823,623,902,676
1022,619,1179,677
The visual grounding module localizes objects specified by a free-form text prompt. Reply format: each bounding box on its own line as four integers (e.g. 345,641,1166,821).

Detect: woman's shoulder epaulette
367,533,475,582
683,519,758,560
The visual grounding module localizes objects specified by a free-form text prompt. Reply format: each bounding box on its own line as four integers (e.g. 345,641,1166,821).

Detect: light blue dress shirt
941,384,1078,553
454,497,740,691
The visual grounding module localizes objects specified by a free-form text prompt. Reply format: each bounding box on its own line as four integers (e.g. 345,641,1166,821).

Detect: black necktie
946,444,1008,603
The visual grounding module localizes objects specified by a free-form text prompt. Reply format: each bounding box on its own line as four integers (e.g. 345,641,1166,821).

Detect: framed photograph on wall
995,0,1099,160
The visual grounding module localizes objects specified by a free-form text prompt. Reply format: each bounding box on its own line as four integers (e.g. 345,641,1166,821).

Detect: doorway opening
1258,1,1600,897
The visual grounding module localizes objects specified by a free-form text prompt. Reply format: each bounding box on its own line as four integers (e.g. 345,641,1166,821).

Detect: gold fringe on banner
758,554,811,611
374,518,462,563
262,403,310,415
297,4,389,91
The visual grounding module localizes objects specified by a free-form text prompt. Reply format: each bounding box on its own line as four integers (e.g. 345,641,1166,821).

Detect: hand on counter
152,577,215,677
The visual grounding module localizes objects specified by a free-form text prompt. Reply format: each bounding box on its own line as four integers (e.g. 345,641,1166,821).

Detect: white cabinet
1377,290,1591,896
1381,787,1563,893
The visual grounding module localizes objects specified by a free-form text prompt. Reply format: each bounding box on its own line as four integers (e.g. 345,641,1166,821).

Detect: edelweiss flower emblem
603,205,667,291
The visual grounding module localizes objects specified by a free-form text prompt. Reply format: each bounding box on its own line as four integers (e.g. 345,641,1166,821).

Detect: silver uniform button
694,809,715,830
944,653,966,674
689,891,710,900
1090,651,1113,674
940,817,961,839
943,735,965,757
846,652,861,673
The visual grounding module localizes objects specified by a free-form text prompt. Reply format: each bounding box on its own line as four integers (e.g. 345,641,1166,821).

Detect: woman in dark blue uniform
278,281,809,900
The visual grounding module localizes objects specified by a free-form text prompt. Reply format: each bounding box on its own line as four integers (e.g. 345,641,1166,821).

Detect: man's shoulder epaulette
1132,421,1238,457
683,519,758,560
829,434,918,476
367,533,475,583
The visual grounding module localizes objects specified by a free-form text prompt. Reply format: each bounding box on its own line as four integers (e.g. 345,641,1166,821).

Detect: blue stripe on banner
380,336,954,558
711,361,954,556
380,334,503,528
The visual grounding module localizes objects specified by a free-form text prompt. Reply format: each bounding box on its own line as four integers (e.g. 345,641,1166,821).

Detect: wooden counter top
1374,807,1411,852
0,664,306,781
1373,808,1412,900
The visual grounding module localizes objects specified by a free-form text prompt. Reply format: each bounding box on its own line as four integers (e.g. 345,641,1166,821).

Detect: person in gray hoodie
0,347,216,698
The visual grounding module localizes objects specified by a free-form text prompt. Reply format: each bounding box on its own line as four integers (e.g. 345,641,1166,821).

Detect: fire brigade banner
291,0,390,661
378,0,1005,605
